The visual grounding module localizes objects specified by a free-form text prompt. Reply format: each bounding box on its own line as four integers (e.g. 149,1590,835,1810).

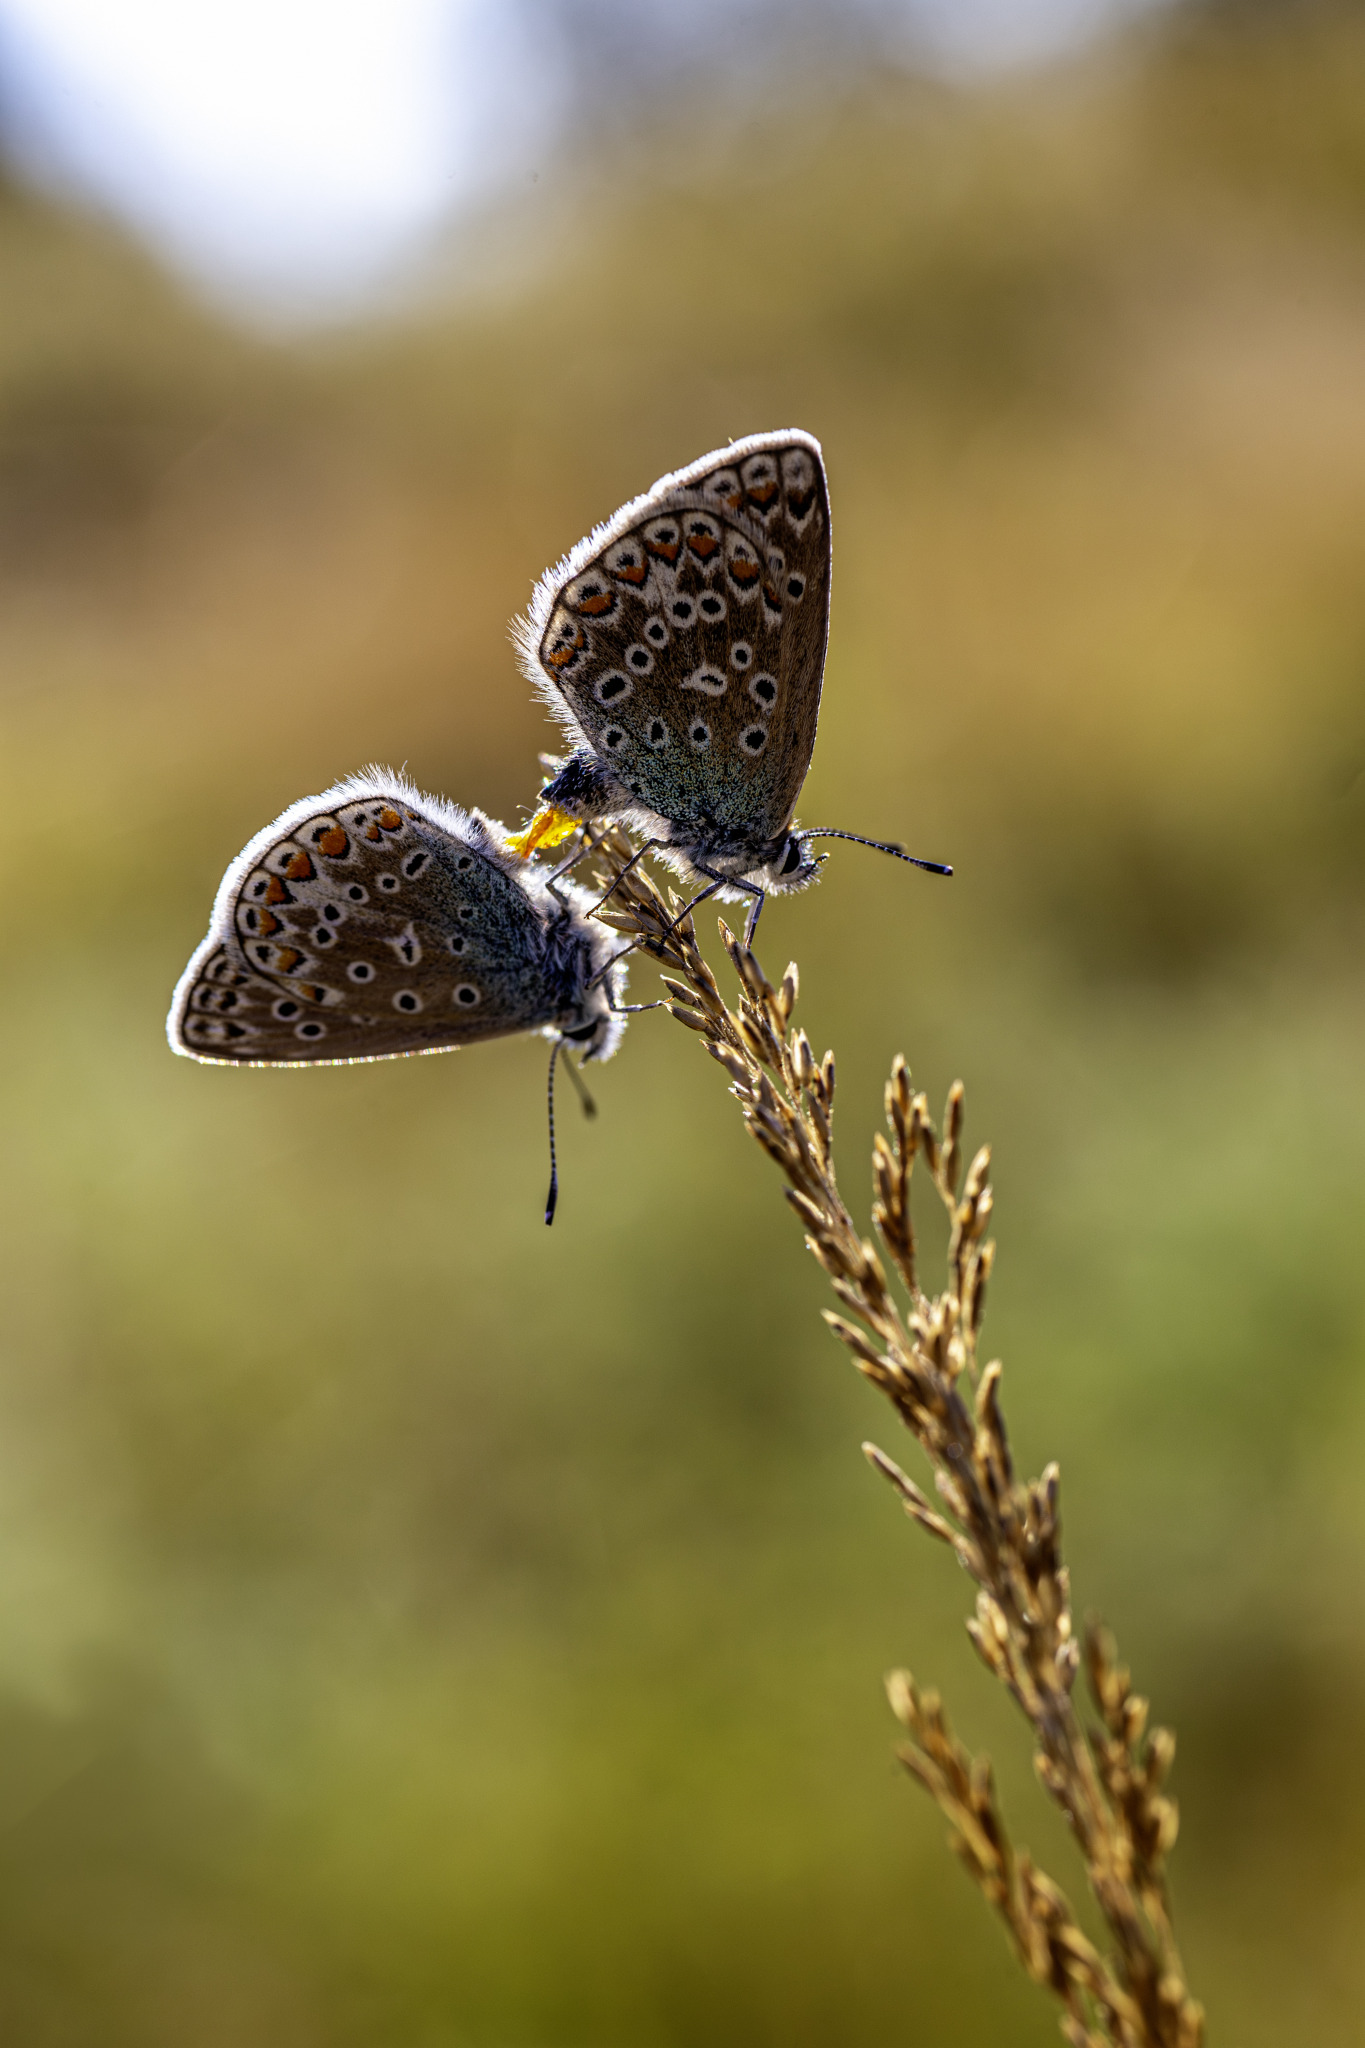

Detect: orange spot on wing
687,530,719,560
275,948,302,973
264,875,289,904
613,559,647,584
257,910,282,937
285,851,314,880
728,557,760,585
646,536,680,562
746,481,779,507
318,826,349,857
576,590,615,615
365,825,382,842
378,807,402,831
546,625,586,669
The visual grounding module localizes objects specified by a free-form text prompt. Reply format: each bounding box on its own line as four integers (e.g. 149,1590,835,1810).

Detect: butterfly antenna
563,1052,598,1120
797,829,952,876
545,1037,562,1226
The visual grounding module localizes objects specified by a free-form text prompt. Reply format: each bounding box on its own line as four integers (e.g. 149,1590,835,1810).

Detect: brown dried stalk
587,831,1203,2048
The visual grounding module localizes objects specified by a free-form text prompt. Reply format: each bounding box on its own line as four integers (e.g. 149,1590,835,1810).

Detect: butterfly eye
780,838,804,875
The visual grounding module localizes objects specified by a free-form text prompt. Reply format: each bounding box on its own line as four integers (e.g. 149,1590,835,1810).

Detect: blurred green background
2,3,1365,2041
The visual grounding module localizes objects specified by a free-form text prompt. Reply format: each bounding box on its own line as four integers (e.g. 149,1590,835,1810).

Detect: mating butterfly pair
168,430,949,1219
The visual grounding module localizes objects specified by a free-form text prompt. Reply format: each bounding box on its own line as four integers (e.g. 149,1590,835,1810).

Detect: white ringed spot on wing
643,617,669,648
741,726,768,755
348,961,375,983
594,670,631,706
273,998,302,1020
607,539,648,585
601,725,627,754
568,572,616,620
643,717,670,749
688,719,712,750
377,873,400,893
668,595,697,628
682,665,727,697
454,984,481,1007
624,643,654,676
749,672,778,711
644,519,681,563
730,641,753,671
295,1021,327,1040
393,990,423,1013
697,591,726,624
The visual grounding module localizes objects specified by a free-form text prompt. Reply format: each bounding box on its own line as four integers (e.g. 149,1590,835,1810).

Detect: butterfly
512,429,949,941
167,771,629,1220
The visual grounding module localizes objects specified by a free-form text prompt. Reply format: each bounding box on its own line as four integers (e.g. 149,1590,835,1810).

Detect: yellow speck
506,806,580,859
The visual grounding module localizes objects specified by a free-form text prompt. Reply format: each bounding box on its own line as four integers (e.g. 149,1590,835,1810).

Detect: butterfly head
763,831,824,896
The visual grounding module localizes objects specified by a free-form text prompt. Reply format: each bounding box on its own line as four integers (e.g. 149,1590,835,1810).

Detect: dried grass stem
586,829,1202,2048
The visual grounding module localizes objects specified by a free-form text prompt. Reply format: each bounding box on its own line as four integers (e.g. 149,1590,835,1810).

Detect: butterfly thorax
539,748,818,898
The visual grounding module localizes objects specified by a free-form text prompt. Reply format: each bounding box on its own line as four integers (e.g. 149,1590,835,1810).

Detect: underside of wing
516,430,831,839
169,772,578,1065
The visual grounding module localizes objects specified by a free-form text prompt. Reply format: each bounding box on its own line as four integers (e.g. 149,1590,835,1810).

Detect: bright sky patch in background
0,0,1165,323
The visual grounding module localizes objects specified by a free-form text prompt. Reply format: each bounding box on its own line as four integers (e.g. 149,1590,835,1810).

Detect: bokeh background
2,2,1364,2041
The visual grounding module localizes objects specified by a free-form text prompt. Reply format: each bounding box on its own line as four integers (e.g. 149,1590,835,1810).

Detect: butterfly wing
518,430,831,844
169,775,575,1065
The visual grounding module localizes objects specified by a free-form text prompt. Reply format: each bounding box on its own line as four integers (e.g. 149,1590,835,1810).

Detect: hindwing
518,430,831,842
169,775,579,1065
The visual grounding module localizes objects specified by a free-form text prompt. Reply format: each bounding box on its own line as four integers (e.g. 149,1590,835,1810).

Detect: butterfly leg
542,832,596,906
689,863,767,948
585,837,668,918
609,992,666,1014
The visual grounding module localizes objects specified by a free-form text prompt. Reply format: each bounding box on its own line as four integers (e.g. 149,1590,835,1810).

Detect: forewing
522,430,831,839
170,779,568,1064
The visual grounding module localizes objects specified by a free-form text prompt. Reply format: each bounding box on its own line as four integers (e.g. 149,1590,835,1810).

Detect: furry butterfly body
516,429,833,915
168,771,626,1068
